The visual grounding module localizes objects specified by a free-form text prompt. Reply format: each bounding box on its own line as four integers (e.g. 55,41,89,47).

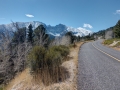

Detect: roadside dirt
112,47,120,51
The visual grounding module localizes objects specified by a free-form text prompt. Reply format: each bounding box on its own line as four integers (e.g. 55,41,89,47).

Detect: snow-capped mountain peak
0,21,93,37
67,26,92,36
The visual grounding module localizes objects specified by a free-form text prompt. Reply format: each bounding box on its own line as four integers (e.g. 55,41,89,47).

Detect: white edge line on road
92,43,120,62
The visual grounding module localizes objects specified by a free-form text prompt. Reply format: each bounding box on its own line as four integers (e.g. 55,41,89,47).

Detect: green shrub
28,46,46,72
45,49,62,67
28,45,70,85
59,45,70,57
104,39,114,45
28,45,70,72
104,38,120,45
50,45,69,57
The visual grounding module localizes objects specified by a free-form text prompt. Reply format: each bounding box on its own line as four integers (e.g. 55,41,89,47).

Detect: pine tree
65,31,76,43
12,27,26,43
34,25,45,40
114,20,120,38
78,35,81,41
28,24,33,43
34,25,49,46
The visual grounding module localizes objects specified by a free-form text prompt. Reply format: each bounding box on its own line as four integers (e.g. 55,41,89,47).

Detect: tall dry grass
28,45,70,86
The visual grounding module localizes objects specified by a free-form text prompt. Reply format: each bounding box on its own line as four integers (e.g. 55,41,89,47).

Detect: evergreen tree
114,20,120,38
77,35,81,41
65,31,73,43
12,27,26,43
34,25,49,46
65,31,77,43
34,25,45,39
28,24,33,43
65,31,73,37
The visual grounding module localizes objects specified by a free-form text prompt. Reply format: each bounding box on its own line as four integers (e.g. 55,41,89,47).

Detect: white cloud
25,14,34,17
114,10,120,14
0,18,5,19
83,23,93,29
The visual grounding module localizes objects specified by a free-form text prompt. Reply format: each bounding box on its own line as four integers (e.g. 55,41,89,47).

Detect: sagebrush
28,45,70,85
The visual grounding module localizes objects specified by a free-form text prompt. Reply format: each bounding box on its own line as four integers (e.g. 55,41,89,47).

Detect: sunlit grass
104,38,120,45
114,42,120,47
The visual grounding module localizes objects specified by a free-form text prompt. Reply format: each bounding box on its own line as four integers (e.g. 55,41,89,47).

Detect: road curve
78,40,120,90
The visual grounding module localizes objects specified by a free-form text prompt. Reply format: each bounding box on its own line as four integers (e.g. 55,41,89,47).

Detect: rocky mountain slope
0,21,93,37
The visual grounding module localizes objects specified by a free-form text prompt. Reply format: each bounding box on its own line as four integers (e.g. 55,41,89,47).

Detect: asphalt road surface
78,40,120,90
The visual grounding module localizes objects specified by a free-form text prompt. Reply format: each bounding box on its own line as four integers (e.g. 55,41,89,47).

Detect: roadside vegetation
4,41,84,90
104,39,114,45
113,41,120,47
91,20,120,40
104,38,120,45
28,45,70,85
0,22,83,89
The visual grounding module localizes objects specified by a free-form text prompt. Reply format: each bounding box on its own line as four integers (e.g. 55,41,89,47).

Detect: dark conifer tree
114,20,120,38
28,24,33,43
12,27,26,43
34,25,49,46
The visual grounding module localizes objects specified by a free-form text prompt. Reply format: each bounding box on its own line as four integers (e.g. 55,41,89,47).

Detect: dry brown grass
4,42,84,90
68,42,84,89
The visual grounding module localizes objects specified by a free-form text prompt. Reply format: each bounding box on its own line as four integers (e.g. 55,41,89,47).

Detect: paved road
78,40,120,90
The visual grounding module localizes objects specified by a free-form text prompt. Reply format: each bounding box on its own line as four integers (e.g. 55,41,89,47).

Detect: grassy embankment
103,38,120,50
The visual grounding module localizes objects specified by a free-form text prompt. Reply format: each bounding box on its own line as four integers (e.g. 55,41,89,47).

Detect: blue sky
0,0,120,32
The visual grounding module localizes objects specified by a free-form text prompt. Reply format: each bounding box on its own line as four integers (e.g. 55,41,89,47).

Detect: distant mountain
0,21,93,37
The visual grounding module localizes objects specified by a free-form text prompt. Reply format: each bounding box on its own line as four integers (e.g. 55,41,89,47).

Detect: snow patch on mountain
67,27,92,36
48,32,60,36
0,21,93,37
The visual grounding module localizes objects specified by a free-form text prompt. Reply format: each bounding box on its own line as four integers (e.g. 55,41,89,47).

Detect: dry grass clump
114,42,120,47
